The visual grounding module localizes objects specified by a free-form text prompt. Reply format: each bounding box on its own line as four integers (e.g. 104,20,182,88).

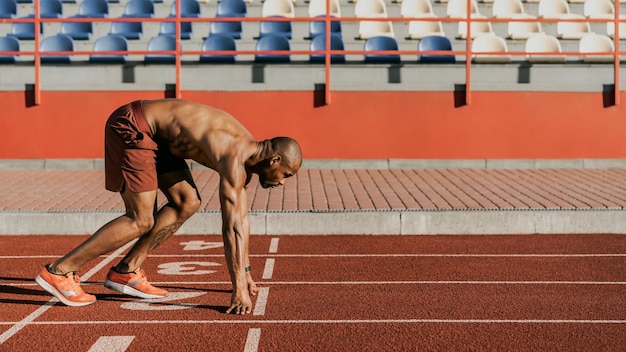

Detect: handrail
1,0,623,106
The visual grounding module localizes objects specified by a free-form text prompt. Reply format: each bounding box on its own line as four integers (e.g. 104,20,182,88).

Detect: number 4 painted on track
180,240,223,250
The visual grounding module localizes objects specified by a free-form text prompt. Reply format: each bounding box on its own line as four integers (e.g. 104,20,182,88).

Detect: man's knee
176,196,201,218
132,214,155,235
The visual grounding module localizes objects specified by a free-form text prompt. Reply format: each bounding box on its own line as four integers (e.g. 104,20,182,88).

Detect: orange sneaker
35,265,96,307
104,267,167,299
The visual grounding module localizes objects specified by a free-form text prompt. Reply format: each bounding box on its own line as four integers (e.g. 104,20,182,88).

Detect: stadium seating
418,35,456,63
446,0,479,18
308,0,341,17
60,16,93,40
583,0,614,19
507,14,543,40
556,14,591,40
159,16,193,39
308,16,342,39
40,34,74,63
0,0,17,19
259,17,292,39
109,20,143,40
355,0,388,18
77,0,108,17
457,14,493,39
89,34,128,63
491,0,525,18
145,35,178,63
471,33,511,63
363,36,400,63
210,20,243,39
7,16,43,40
406,14,445,40
216,0,247,17
39,0,63,18
0,35,19,63
200,33,237,63
357,20,395,40
578,33,614,63
537,0,570,18
262,0,295,18
170,0,201,17
122,0,154,17
606,14,626,39
525,34,566,63
255,34,290,63
309,33,346,63
400,0,434,18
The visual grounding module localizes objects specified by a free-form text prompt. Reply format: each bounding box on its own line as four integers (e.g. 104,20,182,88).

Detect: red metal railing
0,0,623,105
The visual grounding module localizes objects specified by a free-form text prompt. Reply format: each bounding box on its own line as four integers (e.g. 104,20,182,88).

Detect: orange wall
1,90,625,159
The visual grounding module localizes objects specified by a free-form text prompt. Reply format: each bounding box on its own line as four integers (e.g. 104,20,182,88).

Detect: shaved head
271,137,302,170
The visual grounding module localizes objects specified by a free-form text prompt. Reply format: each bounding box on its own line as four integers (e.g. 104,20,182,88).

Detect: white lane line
243,328,261,352
0,241,135,345
87,336,135,352
4,253,625,259
268,238,279,253
18,319,626,325
253,287,270,316
7,280,626,288
262,259,275,280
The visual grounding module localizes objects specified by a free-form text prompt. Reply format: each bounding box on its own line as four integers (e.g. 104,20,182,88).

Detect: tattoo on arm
148,222,182,252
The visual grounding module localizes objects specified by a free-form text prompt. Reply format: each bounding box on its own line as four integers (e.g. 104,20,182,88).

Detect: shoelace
68,272,86,294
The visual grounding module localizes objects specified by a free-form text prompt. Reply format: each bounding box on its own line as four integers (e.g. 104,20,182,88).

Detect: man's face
258,159,298,189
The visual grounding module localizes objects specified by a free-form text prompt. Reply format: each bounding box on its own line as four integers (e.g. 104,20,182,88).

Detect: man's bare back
142,99,258,173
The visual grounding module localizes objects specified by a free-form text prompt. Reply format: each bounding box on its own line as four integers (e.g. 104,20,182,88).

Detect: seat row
1,0,620,20
0,31,616,64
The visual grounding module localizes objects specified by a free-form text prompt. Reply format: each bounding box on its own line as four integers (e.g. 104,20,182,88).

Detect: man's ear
270,155,282,165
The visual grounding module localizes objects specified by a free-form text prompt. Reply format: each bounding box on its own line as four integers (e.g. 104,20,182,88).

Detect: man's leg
113,170,201,273
36,187,157,306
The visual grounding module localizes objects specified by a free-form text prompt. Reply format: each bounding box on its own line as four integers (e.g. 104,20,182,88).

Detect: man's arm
240,186,260,296
219,162,252,315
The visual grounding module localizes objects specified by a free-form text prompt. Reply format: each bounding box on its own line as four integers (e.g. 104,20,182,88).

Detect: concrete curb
2,209,625,235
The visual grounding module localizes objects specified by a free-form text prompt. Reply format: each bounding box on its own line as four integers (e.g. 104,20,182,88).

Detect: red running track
0,234,625,351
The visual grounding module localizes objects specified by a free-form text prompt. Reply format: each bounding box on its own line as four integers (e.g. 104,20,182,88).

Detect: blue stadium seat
364,36,401,64
0,35,20,63
145,35,178,63
36,0,62,17
122,0,154,17
159,16,193,39
210,20,242,39
308,15,341,39
109,20,143,40
199,33,236,63
309,33,345,63
89,34,128,63
0,0,17,19
77,0,108,18
60,16,93,40
40,34,74,63
16,0,31,3
259,16,292,39
216,0,247,17
255,33,290,63
418,35,456,63
7,16,43,40
170,0,200,17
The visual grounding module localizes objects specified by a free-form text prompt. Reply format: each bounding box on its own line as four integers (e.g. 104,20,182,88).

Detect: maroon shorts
104,100,188,193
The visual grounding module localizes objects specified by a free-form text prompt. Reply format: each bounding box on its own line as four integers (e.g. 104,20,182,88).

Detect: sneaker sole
104,279,167,299
35,274,96,307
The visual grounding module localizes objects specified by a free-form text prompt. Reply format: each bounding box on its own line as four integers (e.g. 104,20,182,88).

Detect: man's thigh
158,169,201,205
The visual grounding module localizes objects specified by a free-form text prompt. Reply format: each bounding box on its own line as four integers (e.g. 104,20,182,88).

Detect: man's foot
104,267,167,299
35,264,96,307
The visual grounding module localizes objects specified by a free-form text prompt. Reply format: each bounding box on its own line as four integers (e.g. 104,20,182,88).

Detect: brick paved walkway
1,169,626,234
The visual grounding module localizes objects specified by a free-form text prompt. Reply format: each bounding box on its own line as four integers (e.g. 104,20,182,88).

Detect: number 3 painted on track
157,261,221,275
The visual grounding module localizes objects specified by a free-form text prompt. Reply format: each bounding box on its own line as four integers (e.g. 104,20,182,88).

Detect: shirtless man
35,99,302,315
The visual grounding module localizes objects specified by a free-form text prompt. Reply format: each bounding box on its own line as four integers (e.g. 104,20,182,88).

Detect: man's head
257,137,302,189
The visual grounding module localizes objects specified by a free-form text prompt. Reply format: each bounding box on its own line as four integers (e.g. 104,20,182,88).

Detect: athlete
35,99,302,315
